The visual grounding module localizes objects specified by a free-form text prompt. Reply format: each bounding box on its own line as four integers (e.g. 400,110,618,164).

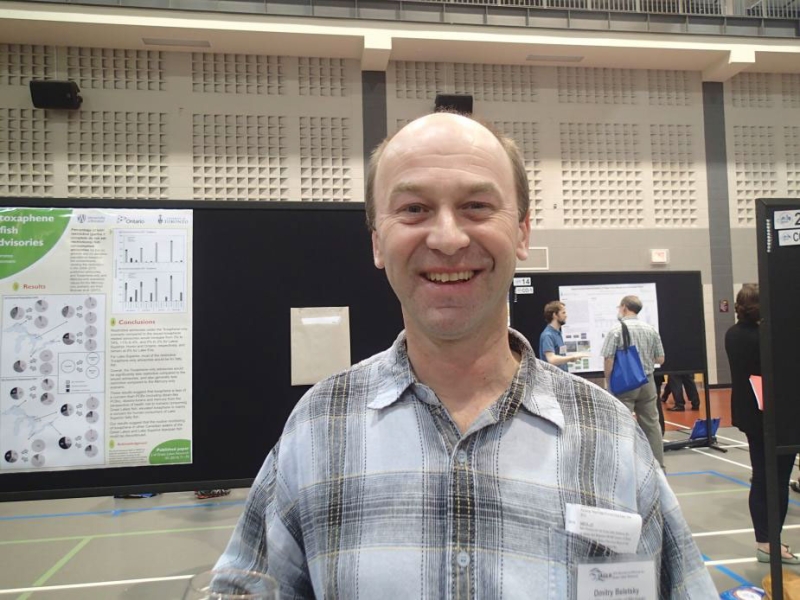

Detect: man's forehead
387,115,497,156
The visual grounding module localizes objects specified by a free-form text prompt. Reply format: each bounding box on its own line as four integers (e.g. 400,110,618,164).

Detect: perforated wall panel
560,123,643,227
0,108,53,196
299,58,346,97
725,72,800,228
387,63,707,230
0,44,55,86
557,67,637,105
782,74,800,109
299,116,351,201
730,73,773,109
192,114,288,201
454,64,537,103
67,111,168,199
492,121,543,226
192,53,284,95
648,70,692,106
650,124,698,226
393,61,445,100
66,48,164,91
0,48,364,203
785,126,800,197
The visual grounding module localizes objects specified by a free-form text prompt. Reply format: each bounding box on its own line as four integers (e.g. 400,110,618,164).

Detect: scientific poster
0,207,193,473
559,283,659,374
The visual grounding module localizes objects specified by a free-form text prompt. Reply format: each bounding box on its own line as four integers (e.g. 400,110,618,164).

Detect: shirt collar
368,329,565,431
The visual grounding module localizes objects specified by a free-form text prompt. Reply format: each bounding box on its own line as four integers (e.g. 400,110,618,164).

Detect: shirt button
457,551,470,568
456,450,468,465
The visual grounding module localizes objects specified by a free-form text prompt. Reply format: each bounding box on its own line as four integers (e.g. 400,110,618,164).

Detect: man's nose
426,210,470,256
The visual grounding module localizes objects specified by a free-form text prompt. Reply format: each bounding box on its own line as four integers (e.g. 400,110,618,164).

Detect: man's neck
549,320,561,331
405,325,521,433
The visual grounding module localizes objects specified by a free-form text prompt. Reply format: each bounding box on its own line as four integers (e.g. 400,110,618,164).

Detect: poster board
757,199,800,450
559,282,660,373
510,271,706,375
0,200,403,500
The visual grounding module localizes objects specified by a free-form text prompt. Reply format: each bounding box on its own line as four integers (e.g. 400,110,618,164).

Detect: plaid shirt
217,329,714,599
601,316,666,375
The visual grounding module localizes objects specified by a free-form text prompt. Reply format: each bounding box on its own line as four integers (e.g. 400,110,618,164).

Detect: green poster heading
0,208,72,280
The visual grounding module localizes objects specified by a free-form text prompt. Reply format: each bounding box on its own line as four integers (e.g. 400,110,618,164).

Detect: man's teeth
426,271,475,283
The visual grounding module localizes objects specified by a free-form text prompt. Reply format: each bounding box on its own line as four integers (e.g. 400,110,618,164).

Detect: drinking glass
183,568,279,600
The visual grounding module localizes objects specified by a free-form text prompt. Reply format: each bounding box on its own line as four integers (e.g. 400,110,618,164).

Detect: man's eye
403,205,425,214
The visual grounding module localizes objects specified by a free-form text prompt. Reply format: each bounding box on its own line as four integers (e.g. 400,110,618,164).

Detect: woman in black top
725,283,799,563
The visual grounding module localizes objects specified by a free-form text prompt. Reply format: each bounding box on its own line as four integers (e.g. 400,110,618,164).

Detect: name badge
565,504,642,553
577,559,656,600
560,345,567,356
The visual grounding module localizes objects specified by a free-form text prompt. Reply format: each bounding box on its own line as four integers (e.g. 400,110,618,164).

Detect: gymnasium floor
1,390,795,598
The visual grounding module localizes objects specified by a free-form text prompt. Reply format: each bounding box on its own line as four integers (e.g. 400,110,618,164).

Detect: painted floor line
675,487,747,497
0,524,235,546
16,537,92,600
0,499,245,522
693,523,800,538
705,557,759,567
0,575,193,596
691,448,753,470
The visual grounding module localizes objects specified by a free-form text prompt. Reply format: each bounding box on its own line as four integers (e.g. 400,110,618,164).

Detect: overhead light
142,38,211,48
526,54,584,62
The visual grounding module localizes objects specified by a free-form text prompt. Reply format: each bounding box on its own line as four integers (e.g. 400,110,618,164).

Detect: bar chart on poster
113,230,188,313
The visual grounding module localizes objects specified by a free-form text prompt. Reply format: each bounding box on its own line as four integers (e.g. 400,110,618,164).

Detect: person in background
653,373,666,435
725,283,799,564
665,373,701,412
601,296,666,469
538,301,585,371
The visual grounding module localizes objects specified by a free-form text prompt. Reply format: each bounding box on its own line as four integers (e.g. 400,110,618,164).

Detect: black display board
509,271,708,375
0,200,403,501
756,199,800,598
757,199,800,450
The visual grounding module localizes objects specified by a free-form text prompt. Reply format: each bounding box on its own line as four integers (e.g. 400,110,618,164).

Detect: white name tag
565,504,642,554
577,559,656,600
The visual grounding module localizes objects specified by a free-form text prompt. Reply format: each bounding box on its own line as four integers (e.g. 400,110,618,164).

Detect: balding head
365,113,530,231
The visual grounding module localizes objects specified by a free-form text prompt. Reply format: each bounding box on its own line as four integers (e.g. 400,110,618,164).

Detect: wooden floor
663,386,732,431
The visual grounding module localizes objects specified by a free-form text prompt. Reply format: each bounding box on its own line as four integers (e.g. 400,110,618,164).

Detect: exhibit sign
0,207,193,473
559,283,659,374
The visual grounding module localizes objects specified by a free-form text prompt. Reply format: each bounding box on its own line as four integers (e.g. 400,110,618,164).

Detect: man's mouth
424,271,476,283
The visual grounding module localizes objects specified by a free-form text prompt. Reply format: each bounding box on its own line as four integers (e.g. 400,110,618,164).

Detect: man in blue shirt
539,300,584,372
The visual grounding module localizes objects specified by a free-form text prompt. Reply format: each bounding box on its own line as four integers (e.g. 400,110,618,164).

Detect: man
216,114,715,598
601,296,666,468
666,373,701,412
539,300,584,371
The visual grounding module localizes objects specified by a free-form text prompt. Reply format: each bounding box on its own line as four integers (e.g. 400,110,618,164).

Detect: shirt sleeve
600,326,620,359
215,441,313,599
540,331,558,357
654,332,665,359
632,432,717,598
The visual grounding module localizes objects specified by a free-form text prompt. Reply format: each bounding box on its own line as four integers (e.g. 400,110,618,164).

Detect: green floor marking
17,537,92,600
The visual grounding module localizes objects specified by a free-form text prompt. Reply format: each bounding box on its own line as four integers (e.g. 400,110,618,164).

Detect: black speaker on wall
29,80,83,110
434,93,473,115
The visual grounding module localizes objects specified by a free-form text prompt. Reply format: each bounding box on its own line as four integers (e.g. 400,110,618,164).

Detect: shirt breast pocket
548,528,617,599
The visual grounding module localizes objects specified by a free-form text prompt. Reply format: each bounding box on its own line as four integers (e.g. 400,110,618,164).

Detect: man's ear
372,230,385,269
516,209,531,261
